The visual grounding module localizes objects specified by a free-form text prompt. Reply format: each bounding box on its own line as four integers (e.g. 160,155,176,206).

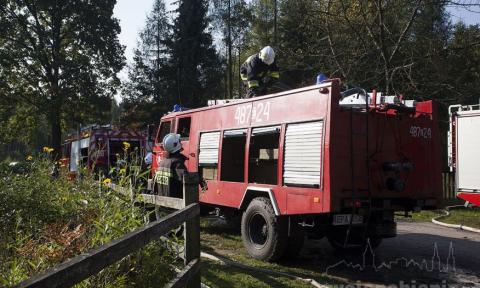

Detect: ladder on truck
339,89,416,247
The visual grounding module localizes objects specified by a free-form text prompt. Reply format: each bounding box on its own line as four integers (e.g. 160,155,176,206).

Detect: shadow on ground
201,218,480,286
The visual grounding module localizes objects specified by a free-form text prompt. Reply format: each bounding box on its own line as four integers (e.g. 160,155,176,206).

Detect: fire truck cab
62,124,146,177
151,79,442,261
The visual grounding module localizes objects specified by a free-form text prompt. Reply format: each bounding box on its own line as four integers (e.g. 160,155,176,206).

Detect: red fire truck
448,104,480,206
151,79,442,261
62,124,147,176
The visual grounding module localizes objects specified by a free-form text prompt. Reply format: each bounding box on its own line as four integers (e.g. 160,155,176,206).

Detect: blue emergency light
316,73,328,84
173,104,184,112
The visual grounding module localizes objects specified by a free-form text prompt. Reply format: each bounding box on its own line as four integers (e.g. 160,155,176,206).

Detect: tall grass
0,151,177,287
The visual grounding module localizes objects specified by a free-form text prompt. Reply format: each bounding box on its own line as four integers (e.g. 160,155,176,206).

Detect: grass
200,218,345,287
396,207,480,229
201,259,313,288
441,207,480,229
404,210,443,222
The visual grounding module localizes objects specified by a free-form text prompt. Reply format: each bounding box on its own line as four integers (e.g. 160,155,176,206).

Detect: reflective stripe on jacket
155,152,187,198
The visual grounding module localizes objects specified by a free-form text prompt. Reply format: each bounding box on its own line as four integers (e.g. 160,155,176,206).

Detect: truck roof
162,83,328,119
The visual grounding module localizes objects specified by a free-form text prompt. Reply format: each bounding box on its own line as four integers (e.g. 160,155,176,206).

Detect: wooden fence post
183,173,200,288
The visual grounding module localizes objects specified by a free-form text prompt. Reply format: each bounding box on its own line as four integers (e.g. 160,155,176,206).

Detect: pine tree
211,0,252,98
121,0,172,128
248,0,276,49
169,0,223,107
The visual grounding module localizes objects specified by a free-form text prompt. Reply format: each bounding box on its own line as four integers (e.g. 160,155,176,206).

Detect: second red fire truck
62,124,147,177
150,79,442,261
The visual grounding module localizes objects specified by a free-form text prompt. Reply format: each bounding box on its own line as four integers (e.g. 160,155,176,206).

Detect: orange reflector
313,197,320,203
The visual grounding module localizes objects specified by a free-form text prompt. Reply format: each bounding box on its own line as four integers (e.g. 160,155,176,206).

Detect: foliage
276,0,327,88
0,104,49,161
169,0,224,108
230,0,478,108
121,0,225,130
210,0,253,98
0,0,125,152
0,155,177,287
121,0,172,128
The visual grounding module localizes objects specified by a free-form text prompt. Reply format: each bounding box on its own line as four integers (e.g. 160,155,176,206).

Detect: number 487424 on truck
148,79,442,262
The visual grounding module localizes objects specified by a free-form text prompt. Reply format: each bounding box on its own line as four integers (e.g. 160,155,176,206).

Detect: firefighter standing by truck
155,133,188,199
240,46,280,98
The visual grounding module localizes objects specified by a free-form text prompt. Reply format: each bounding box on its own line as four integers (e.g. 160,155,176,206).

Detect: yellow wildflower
103,178,112,185
26,155,33,161
123,142,131,151
119,168,126,174
43,147,54,154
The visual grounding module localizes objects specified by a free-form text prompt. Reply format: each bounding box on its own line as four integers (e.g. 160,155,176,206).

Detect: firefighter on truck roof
156,133,188,199
240,46,280,98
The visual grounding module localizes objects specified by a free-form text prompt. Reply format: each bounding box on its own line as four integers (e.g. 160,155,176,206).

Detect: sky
112,0,480,101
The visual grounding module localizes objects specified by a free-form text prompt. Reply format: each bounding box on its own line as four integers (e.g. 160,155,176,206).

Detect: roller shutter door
252,126,280,135
457,114,480,191
284,121,323,186
199,132,220,165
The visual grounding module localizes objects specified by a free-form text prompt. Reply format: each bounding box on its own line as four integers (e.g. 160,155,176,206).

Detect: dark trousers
244,82,267,98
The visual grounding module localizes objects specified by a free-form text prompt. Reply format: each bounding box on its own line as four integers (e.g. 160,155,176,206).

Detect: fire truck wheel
282,221,305,259
241,197,288,262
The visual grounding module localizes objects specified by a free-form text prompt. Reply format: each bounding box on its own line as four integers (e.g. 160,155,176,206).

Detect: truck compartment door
456,114,480,192
283,121,323,187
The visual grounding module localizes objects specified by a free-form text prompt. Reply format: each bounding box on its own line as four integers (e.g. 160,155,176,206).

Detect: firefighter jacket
155,152,188,198
240,53,280,89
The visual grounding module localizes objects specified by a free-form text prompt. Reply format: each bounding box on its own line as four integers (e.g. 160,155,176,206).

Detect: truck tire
283,221,305,259
241,197,287,262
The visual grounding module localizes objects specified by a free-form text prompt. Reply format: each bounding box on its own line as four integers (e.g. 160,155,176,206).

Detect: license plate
333,214,363,226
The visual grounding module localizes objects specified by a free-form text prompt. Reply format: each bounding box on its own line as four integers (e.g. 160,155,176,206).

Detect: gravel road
302,221,480,287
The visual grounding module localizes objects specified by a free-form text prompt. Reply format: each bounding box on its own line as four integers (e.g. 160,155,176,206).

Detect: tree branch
389,0,422,62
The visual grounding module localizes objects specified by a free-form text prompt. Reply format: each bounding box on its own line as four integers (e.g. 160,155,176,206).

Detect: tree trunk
274,0,277,46
50,106,62,159
227,0,233,99
238,47,242,97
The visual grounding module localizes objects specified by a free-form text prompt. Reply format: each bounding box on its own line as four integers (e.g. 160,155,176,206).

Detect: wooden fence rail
442,172,456,200
16,173,201,288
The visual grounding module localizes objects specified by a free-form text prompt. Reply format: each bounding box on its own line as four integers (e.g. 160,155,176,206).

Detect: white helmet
162,133,182,153
259,46,275,65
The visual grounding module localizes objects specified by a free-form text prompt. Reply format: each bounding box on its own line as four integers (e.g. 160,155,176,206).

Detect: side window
198,131,220,180
248,126,280,185
157,121,172,144
178,117,191,140
221,129,247,182
284,121,323,187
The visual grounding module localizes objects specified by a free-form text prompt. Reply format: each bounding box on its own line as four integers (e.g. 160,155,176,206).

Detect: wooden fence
442,172,456,200
16,173,201,288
